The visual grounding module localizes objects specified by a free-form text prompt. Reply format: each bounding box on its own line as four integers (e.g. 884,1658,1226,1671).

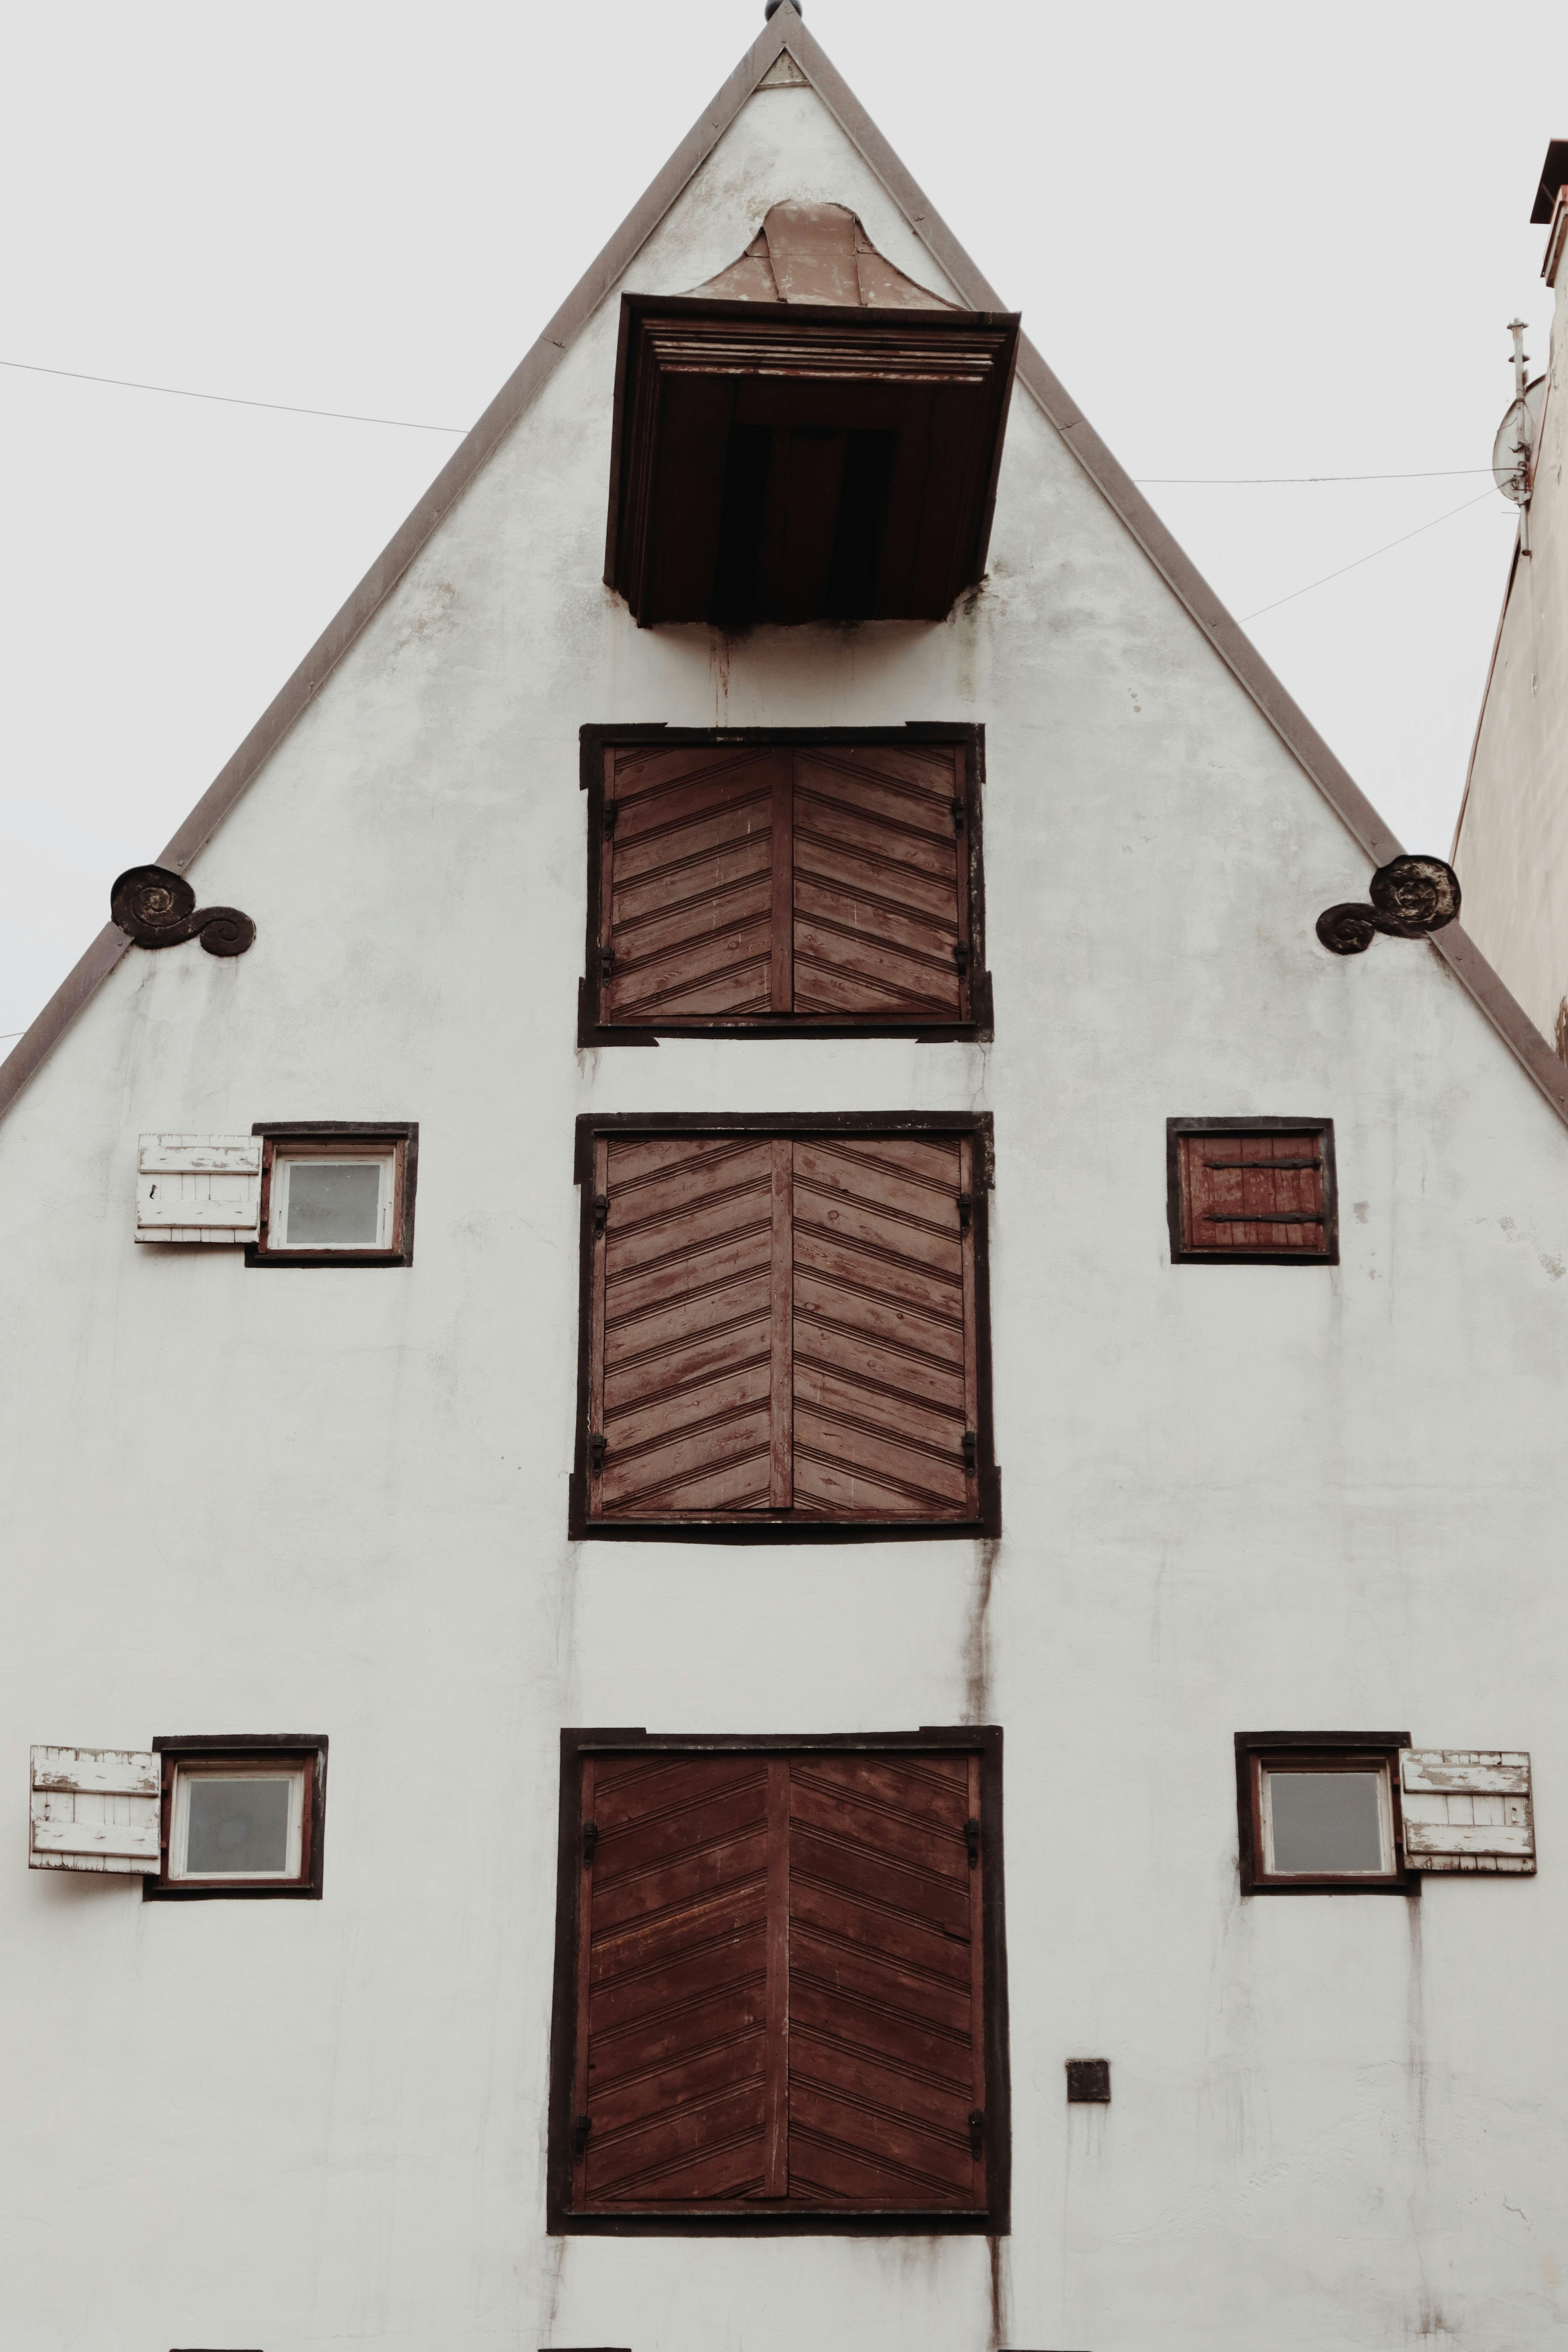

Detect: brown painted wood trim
245,1121,418,1267
143,1734,328,1902
577,725,990,1045
1233,1730,1416,1897
8,5,1557,1134
1166,1117,1338,1268
567,1112,999,1541
546,1724,1008,2235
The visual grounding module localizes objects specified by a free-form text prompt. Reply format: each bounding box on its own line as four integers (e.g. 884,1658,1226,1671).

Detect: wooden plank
606,1144,775,1247
591,1990,770,2094
604,1279,772,1370
790,2030,977,2140
138,1137,261,1173
793,921,958,1010
789,1923,972,2040
603,1231,775,1343
967,1751,986,2202
604,1315,773,1416
792,795,958,889
789,2084,973,2197
794,875,959,967
603,1358,772,1457
30,1814,160,1861
1404,1822,1536,1859
789,1770,970,1876
793,1269,965,1368
785,1982,969,2097
789,1827,971,1936
770,752,794,1012
788,1875,971,1982
588,2034,769,2142
592,1774,769,1880
794,1749,970,1817
792,1406,969,1512
793,1313,966,1415
608,875,773,973
136,1189,259,1229
792,1448,964,1520
791,742,958,806
586,2081,768,2200
31,1747,158,1796
792,1361,964,1456
593,1881,771,1984
764,1758,790,2197
588,1140,609,1513
574,1754,596,2201
1401,1751,1531,1795
593,1753,767,1837
959,1135,979,1514
791,1225,963,1320
769,1141,793,1511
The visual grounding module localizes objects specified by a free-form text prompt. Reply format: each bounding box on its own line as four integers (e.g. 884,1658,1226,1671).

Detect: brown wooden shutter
791,1134,977,1519
587,1127,981,1526
572,1746,986,2215
597,739,972,1031
601,744,790,1022
574,1754,786,2205
786,1750,985,2208
1177,1130,1329,1257
791,744,967,1020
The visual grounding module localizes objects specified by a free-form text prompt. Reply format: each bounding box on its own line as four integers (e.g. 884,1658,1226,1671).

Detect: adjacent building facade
5,15,1568,2350
1453,140,1568,1047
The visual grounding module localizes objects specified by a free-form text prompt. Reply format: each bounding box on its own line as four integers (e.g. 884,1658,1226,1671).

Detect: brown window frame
569,1111,1000,1542
577,726,990,1046
547,1726,1009,2236
1235,1731,1417,1896
1167,1117,1338,1266
143,1734,328,1902
246,1122,418,1268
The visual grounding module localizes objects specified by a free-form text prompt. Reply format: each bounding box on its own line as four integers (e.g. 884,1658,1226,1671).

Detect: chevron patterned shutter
600,744,790,1022
791,1133,977,1519
570,1747,986,2215
597,740,971,1029
791,743,967,1020
786,1750,985,2207
586,1128,979,1525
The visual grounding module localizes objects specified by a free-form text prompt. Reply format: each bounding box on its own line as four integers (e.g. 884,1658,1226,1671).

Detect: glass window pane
284,1160,382,1246
1268,1769,1386,1874
186,1775,292,1874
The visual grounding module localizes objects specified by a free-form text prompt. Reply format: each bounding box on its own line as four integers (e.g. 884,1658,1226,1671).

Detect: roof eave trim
5,2,1567,1140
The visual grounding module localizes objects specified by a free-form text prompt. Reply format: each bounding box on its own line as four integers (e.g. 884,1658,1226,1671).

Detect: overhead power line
1242,490,1501,622
1135,467,1494,484
0,356,467,434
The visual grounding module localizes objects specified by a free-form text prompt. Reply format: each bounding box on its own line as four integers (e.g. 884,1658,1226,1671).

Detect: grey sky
2,0,1559,1044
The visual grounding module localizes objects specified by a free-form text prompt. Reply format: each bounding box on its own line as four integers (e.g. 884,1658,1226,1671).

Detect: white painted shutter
137,1134,261,1245
1399,1750,1535,1874
29,1746,161,1874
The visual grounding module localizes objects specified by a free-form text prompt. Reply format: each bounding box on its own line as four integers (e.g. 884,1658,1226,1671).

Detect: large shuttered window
579,729,987,1041
570,1114,998,1539
548,1730,1007,2233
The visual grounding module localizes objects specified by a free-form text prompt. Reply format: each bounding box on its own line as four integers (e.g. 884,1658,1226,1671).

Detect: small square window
248,1125,417,1267
1236,1732,1414,1894
1167,1119,1337,1264
145,1738,327,1900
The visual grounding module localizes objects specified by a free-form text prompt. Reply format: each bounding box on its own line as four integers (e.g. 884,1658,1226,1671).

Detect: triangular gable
4,1,1566,1133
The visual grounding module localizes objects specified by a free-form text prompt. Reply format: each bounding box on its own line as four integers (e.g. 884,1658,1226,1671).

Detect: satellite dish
1493,373,1548,504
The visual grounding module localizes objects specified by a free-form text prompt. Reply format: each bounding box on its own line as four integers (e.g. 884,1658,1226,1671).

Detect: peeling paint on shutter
29,1745,160,1872
137,1134,262,1245
571,1747,987,2214
1400,1749,1536,1873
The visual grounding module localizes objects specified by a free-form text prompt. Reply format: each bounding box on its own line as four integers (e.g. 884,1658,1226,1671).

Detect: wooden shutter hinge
582,1820,598,1865
954,941,970,976
962,1430,977,1470
573,2112,592,2162
968,2106,985,2153
602,800,618,834
957,1191,972,1233
964,1815,981,1867
589,1433,607,1474
599,946,616,978
952,797,965,834
592,1195,609,1234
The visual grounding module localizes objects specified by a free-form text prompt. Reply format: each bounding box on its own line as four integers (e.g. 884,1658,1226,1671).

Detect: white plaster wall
1455,253,1568,1043
3,76,1568,2352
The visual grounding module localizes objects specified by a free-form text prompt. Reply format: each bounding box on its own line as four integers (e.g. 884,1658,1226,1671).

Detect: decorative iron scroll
110,866,255,957
1316,856,1460,956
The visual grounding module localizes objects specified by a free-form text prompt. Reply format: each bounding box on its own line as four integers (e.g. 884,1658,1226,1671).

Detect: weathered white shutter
1399,1750,1535,1874
29,1746,161,1873
137,1134,261,1245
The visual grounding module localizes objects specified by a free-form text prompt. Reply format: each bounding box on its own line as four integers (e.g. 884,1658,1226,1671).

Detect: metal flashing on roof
3,2,1568,1138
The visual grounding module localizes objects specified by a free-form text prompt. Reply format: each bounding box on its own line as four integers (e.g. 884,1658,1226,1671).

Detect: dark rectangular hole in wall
710,421,771,624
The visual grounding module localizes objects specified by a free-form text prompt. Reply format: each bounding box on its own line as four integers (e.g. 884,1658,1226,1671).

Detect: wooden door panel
604,746,785,1023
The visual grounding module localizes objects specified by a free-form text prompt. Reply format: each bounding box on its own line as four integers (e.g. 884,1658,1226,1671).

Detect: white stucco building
5,14,1568,2351
1453,140,1568,1048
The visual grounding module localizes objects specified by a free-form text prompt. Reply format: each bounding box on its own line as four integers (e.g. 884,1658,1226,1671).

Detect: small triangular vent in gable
137,1134,261,1245
30,1746,160,1874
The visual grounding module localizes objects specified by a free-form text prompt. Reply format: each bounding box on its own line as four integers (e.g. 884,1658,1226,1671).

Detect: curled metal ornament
1316,855,1460,957
110,865,256,958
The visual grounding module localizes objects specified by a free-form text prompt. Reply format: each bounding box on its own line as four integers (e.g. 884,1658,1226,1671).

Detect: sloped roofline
5,4,1567,1132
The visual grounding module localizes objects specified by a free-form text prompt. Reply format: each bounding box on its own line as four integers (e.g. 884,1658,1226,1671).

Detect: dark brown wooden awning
604,211,1019,628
